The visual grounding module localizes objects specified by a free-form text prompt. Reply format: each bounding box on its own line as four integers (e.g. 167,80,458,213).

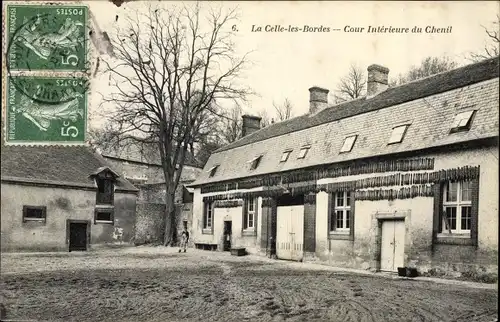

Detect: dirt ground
1,247,498,322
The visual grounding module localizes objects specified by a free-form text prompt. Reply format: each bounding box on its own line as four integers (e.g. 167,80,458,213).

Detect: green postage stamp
6,4,89,71
6,76,88,144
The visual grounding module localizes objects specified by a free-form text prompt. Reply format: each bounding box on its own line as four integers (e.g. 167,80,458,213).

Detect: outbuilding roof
1,145,138,192
192,57,499,186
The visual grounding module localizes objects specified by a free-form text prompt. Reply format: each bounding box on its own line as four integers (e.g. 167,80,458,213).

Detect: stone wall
134,203,165,245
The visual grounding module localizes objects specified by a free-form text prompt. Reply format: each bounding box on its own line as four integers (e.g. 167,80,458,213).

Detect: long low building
1,145,138,252
188,57,499,278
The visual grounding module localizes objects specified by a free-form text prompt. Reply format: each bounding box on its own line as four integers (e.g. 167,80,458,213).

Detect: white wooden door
276,205,304,261
380,220,405,272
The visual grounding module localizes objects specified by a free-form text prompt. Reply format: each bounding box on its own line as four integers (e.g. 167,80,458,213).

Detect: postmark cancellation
2,1,93,146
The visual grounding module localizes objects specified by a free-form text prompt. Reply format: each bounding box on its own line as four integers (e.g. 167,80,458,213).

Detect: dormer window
280,150,292,162
340,135,357,153
248,155,263,170
96,178,114,205
297,146,310,159
208,165,219,177
388,124,409,144
450,110,476,133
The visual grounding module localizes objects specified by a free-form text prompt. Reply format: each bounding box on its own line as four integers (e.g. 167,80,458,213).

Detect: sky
85,0,499,127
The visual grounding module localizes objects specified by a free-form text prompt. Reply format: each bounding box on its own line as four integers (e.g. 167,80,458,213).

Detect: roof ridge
215,57,499,154
386,56,499,90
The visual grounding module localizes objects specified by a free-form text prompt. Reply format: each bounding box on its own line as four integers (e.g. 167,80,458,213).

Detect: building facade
189,58,499,279
1,145,138,252
96,141,202,245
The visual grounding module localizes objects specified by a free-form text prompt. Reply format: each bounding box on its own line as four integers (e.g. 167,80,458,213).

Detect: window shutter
243,199,248,230
327,193,334,235
203,203,207,228
349,192,355,241
254,198,258,236
433,183,443,241
470,177,479,246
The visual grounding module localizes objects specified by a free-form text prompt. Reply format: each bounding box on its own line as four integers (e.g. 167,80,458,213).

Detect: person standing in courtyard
179,227,189,253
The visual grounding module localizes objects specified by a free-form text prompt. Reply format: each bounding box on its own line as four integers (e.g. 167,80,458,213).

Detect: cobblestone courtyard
1,247,498,322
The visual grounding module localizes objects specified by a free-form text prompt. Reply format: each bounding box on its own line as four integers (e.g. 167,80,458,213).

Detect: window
441,181,472,234
297,146,310,159
203,201,214,230
450,110,476,133
243,198,256,230
23,206,46,223
280,150,292,162
249,155,263,170
330,191,352,232
340,135,357,153
96,178,114,205
434,178,479,246
207,165,219,178
388,125,409,144
94,208,114,224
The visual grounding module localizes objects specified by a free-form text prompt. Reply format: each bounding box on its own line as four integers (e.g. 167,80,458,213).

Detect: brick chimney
309,86,329,113
367,64,389,98
241,115,262,137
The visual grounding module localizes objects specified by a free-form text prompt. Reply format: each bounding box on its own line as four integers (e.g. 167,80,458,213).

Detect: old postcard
1,1,498,321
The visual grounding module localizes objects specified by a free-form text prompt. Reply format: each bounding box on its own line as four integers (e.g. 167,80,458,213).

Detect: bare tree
334,64,366,104
220,105,243,144
272,98,293,121
258,109,272,128
390,56,458,86
100,3,250,246
469,14,500,62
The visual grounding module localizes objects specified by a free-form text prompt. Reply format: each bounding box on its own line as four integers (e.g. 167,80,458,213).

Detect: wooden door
69,222,88,251
276,205,304,261
223,221,232,251
380,220,405,272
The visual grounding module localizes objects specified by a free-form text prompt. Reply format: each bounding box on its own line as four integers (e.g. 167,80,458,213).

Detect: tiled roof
219,57,500,153
1,145,138,192
192,57,499,186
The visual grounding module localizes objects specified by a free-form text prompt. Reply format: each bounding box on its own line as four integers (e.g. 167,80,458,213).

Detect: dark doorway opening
223,221,232,251
276,194,305,207
67,220,90,252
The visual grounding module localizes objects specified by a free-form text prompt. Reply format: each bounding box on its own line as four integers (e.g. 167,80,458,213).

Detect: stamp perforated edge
3,0,95,147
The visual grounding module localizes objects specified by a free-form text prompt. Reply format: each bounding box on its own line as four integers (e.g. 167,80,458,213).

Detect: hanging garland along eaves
201,165,479,202
201,157,436,194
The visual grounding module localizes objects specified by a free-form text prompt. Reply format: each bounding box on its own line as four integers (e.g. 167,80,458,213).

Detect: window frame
433,178,479,246
297,146,311,159
242,197,258,236
94,207,115,225
249,155,263,170
243,198,255,230
440,181,472,235
328,191,355,240
208,165,219,178
202,201,214,234
280,150,292,163
96,178,115,205
340,135,358,153
388,124,410,145
450,110,476,133
22,206,47,223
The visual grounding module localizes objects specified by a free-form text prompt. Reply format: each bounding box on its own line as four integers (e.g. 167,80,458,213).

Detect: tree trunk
163,189,177,246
